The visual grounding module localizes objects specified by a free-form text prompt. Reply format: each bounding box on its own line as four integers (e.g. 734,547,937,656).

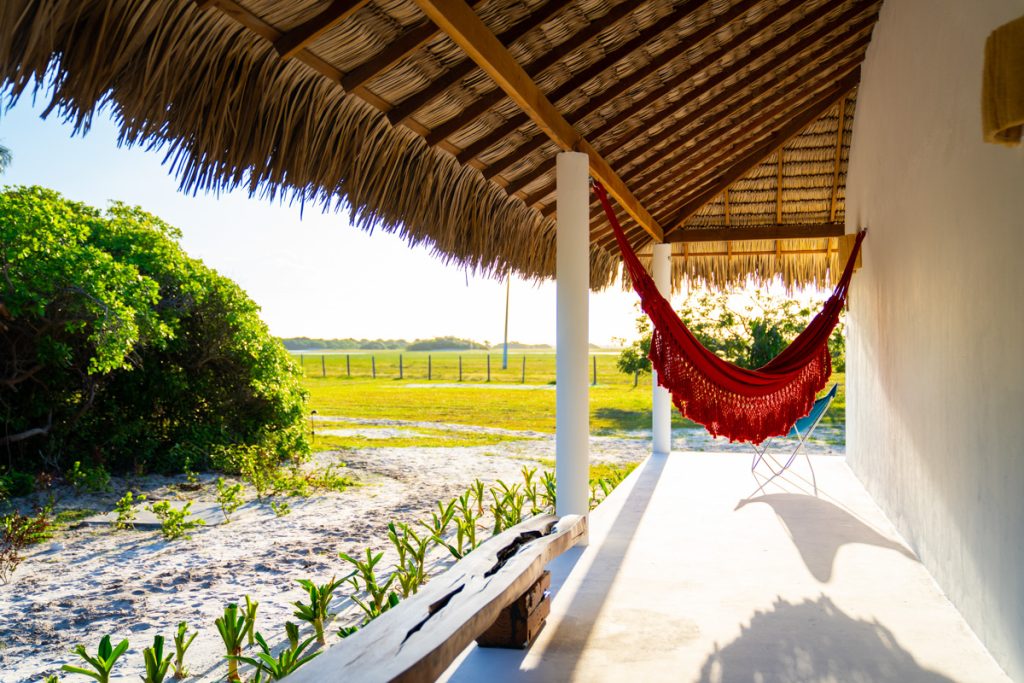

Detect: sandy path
0,419,840,682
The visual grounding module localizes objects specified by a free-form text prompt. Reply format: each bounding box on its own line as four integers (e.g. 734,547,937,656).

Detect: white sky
0,98,654,346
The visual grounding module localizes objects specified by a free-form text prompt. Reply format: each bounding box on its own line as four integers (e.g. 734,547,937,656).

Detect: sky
0,96,651,347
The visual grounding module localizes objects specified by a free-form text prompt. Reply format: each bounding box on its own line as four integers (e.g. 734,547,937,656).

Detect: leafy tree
0,144,11,174
0,186,308,473
617,289,846,376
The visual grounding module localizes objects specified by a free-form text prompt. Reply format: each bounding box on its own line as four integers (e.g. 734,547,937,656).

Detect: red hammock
593,181,866,444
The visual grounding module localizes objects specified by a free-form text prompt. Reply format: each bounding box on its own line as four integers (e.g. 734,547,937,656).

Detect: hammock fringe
593,181,865,444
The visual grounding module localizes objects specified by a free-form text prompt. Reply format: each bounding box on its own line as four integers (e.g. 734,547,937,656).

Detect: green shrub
65,462,111,494
0,470,35,499
1,509,50,583
215,478,244,522
113,491,145,530
148,501,205,541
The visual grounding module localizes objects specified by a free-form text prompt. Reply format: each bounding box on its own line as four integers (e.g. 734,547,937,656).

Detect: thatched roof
0,0,881,290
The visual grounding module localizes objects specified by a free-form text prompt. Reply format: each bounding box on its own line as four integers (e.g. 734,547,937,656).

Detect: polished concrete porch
442,453,1011,682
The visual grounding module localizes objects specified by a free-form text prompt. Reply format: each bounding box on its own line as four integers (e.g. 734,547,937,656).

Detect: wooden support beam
275,0,371,59
452,0,724,162
674,247,841,257
723,188,731,226
829,95,848,222
412,0,663,242
776,149,784,224
667,223,845,244
503,0,810,197
389,0,566,127
512,2,872,203
663,81,860,237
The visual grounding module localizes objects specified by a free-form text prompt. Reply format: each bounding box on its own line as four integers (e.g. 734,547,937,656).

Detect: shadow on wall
698,595,955,683
736,493,918,582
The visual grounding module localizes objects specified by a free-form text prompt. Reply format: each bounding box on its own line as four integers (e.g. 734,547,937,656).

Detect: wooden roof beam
275,0,371,59
411,0,663,242
663,88,858,238
507,0,856,200
595,70,860,250
666,223,845,244
388,0,567,127
446,0,729,160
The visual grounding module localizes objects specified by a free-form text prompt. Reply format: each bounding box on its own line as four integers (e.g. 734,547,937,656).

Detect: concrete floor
442,453,1011,683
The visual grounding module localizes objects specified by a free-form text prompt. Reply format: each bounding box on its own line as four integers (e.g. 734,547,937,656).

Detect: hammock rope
593,181,866,444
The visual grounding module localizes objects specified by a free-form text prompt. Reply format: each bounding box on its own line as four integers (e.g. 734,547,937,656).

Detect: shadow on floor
698,595,956,683
736,493,918,582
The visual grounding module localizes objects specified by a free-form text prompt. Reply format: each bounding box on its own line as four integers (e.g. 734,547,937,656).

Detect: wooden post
321,354,326,377
459,356,463,382
634,370,639,388
592,356,597,386
346,354,351,377
399,354,404,380
487,354,491,382
522,355,526,384
428,354,432,381
372,355,376,379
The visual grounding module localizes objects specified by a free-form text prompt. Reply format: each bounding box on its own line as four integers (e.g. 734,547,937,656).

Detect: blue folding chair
751,383,838,494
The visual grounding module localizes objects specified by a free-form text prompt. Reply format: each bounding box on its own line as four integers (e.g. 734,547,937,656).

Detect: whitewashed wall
845,0,1024,679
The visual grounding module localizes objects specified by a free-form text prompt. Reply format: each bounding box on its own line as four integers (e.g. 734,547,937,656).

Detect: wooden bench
289,514,587,683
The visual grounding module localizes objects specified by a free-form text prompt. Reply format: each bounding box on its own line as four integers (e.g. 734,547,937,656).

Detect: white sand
0,419,841,682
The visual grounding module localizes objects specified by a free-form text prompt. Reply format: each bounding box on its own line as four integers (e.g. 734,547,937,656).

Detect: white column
555,151,590,522
651,242,672,456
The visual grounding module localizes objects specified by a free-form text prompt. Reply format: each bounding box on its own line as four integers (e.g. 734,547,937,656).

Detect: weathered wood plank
289,514,587,683
667,223,846,244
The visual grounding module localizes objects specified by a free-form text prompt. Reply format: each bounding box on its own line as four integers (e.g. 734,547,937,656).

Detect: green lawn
299,351,845,435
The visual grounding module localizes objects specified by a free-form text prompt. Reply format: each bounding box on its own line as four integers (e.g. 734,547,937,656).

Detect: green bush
0,470,35,499
0,186,309,474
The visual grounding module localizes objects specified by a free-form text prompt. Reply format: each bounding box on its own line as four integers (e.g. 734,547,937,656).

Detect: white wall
845,1,1024,679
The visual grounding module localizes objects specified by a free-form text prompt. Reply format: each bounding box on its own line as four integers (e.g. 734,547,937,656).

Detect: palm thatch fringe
0,0,620,287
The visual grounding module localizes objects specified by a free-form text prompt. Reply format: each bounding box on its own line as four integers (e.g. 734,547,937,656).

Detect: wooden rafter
411,0,663,242
674,246,842,257
453,0,744,164
663,82,860,237
724,188,731,226
388,0,567,127
829,94,848,222
340,0,487,92
502,0,809,195
508,0,863,200
275,0,371,59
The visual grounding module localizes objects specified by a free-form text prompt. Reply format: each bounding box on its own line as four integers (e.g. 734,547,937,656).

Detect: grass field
298,350,845,435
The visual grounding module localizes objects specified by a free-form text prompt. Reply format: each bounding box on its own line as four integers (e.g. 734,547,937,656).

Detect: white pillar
555,152,590,521
651,242,672,456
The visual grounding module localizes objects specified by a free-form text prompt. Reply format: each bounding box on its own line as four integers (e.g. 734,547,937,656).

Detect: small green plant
215,478,244,522
270,500,291,517
243,594,259,647
1,510,51,583
293,576,346,645
61,635,129,683
65,461,111,494
229,624,320,681
490,480,525,533
215,603,249,682
113,491,146,530
418,498,456,540
148,501,205,541
541,470,557,513
470,479,486,515
43,676,60,683
340,549,400,620
142,635,173,683
337,625,359,639
172,621,197,680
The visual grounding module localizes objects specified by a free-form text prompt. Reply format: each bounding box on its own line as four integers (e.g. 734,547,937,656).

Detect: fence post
321,354,326,377
522,355,526,384
634,370,639,388
592,355,597,386
399,354,403,380
459,356,463,382
346,354,351,377
428,354,432,381
487,354,491,383
372,355,376,379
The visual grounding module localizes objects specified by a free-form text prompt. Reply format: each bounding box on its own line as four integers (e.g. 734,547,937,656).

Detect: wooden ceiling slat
340,1,487,92
614,23,872,193
663,87,858,236
829,94,848,222
410,0,663,242
505,0,830,198
447,0,726,161
594,68,860,249
275,0,371,59
499,0,798,193
387,0,567,127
